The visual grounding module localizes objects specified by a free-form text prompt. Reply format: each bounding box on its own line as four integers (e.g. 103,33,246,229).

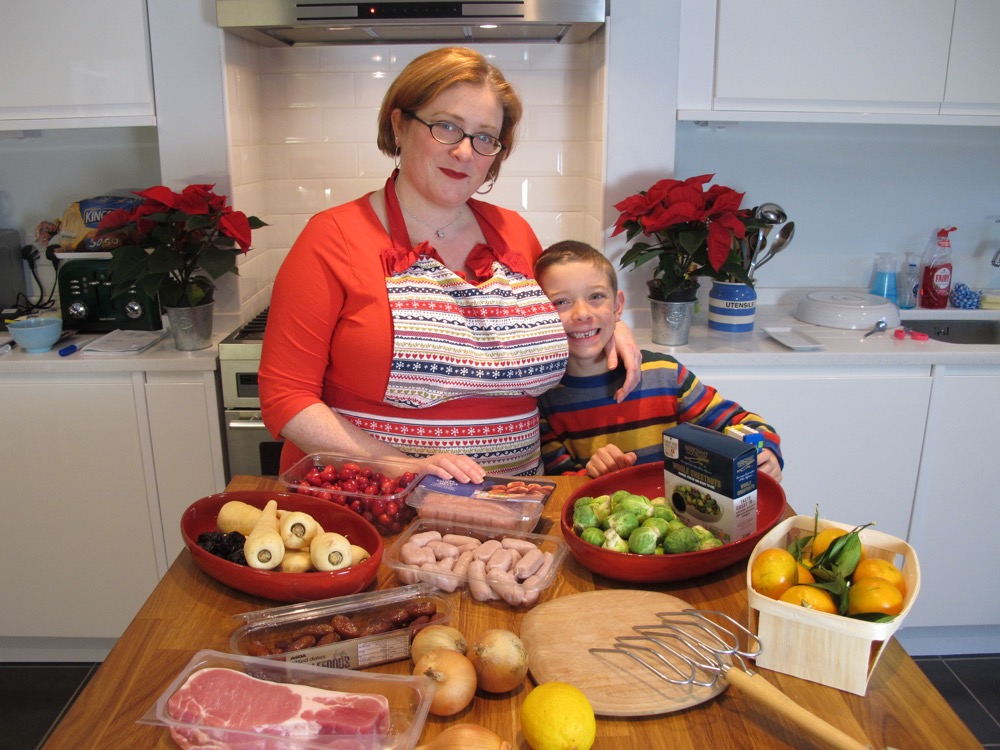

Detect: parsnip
217,500,262,536
279,549,314,574
310,532,353,571
244,500,285,570
350,544,371,564
279,511,322,550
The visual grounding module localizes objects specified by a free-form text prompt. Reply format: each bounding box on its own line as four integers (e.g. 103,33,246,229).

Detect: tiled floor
1,656,997,749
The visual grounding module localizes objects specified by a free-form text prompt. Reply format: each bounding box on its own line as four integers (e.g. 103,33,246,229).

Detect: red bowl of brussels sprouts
561,463,787,583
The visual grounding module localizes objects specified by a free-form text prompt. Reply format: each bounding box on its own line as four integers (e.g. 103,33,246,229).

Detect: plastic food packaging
141,649,434,749
385,519,568,608
229,584,452,670
280,453,425,535
406,474,556,533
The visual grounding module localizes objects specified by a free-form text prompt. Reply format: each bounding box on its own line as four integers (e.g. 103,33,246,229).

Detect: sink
902,318,1000,345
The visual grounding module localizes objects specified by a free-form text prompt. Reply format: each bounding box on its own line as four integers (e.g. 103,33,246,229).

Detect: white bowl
793,290,901,330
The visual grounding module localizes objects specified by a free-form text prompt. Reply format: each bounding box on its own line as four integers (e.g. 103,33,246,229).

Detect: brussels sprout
663,526,700,554
618,494,654,519
628,525,659,555
589,495,613,524
573,494,596,509
652,505,677,523
667,519,686,533
641,517,670,542
610,490,631,507
650,495,667,506
654,546,665,555
690,525,716,542
606,510,639,540
602,528,630,554
698,537,724,550
572,504,600,534
580,526,605,547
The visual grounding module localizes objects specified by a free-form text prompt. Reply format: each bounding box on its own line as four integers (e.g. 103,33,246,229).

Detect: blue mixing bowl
8,317,64,353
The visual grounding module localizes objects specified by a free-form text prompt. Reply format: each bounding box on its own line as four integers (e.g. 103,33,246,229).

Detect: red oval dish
181,491,383,603
561,464,786,583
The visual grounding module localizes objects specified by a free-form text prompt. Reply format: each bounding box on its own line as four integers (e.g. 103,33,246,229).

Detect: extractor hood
216,1,607,46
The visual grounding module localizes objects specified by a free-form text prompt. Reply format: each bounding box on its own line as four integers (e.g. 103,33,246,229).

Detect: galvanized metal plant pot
165,302,214,351
650,298,695,346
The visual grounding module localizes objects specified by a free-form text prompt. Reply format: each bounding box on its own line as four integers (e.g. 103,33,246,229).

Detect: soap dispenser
898,252,919,309
870,253,898,305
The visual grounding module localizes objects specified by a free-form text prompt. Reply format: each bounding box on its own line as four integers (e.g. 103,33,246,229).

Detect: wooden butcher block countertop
42,475,980,750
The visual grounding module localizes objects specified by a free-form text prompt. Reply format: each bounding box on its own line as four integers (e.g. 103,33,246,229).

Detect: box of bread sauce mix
662,423,758,543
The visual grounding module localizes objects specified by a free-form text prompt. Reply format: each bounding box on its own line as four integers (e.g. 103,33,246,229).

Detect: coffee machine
0,229,26,322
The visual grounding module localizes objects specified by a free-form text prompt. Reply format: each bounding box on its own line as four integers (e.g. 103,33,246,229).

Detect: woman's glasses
403,110,505,157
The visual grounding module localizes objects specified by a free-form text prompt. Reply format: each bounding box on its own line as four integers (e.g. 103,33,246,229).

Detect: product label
931,266,952,291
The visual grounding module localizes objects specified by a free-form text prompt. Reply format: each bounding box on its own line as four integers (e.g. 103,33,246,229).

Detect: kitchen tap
993,247,1000,267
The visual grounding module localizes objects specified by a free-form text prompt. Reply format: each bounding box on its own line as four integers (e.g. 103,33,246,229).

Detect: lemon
520,681,596,750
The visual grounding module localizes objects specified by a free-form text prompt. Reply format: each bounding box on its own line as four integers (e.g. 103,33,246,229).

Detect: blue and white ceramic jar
708,281,757,333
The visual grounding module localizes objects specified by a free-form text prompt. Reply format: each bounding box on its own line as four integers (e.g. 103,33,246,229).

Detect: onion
410,624,467,665
468,628,529,694
416,723,512,750
413,648,478,716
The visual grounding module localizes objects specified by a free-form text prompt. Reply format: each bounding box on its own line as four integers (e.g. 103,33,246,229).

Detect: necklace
396,194,463,238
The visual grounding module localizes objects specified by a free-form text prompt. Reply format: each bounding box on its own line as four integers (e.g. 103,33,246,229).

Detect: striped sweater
537,351,782,475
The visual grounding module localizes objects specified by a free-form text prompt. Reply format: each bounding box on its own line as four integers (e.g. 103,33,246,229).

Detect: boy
534,240,783,480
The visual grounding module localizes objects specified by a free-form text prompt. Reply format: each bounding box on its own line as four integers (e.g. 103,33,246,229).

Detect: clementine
852,558,906,598
847,577,904,616
778,584,837,614
750,548,798,600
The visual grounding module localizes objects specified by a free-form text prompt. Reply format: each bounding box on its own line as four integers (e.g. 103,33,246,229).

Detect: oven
218,308,283,478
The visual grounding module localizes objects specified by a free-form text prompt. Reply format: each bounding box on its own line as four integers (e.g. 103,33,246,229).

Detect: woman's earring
393,147,401,169
476,174,496,195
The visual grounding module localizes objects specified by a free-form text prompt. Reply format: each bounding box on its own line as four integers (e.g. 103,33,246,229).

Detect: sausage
467,559,494,602
442,534,481,547
406,601,437,619
245,640,270,657
317,632,341,646
514,547,545,579
475,539,503,562
287,635,317,651
408,530,443,547
331,614,361,639
418,561,460,592
292,623,335,640
486,568,523,605
486,547,513,572
452,549,475,578
500,537,539,555
401,541,432,566
363,619,394,636
427,540,460,559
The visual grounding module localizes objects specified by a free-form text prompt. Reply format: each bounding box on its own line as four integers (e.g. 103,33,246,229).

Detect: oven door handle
227,418,270,430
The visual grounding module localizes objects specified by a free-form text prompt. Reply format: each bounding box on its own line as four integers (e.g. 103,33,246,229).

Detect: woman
259,47,639,482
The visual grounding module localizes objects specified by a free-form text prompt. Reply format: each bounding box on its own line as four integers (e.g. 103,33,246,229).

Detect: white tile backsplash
223,36,608,322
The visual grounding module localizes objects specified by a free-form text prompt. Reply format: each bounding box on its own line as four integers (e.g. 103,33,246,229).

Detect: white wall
673,120,1000,298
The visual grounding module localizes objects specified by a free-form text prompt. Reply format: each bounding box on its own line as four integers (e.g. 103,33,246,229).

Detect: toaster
57,255,162,332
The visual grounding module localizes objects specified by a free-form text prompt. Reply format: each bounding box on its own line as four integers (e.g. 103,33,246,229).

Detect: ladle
755,202,787,225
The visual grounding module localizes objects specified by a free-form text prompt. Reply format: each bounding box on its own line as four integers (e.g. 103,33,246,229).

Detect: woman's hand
604,321,643,402
757,449,783,483
586,445,637,478
416,453,487,484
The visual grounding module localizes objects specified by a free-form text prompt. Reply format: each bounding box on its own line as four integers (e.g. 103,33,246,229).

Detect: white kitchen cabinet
0,372,160,640
0,0,155,129
904,365,1000,629
0,367,225,655
677,0,1000,124
692,364,932,541
942,0,1000,115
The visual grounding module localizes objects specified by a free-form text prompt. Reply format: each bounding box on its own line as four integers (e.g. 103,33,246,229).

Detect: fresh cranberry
369,498,386,515
350,499,363,513
386,501,399,516
340,479,358,493
305,468,323,486
363,485,379,496
320,464,338,483
398,471,417,487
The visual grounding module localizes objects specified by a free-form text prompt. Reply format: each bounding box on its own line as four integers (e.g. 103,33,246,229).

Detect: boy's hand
757,449,783,483
586,445,637,478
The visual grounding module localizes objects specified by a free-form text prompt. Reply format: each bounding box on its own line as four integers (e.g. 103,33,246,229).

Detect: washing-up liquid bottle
898,252,920,309
919,226,956,309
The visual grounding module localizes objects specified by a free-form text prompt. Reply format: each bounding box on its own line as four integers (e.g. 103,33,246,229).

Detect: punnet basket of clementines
745,514,920,696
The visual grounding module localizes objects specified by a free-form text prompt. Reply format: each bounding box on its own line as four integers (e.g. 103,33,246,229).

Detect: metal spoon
752,221,795,271
863,320,887,338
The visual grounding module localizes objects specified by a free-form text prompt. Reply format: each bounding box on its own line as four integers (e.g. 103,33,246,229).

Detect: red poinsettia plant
97,184,266,308
613,174,762,301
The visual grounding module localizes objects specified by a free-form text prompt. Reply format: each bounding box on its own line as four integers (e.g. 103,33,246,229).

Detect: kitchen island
41,475,980,750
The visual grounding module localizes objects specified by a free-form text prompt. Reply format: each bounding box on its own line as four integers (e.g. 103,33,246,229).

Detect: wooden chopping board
520,590,728,717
